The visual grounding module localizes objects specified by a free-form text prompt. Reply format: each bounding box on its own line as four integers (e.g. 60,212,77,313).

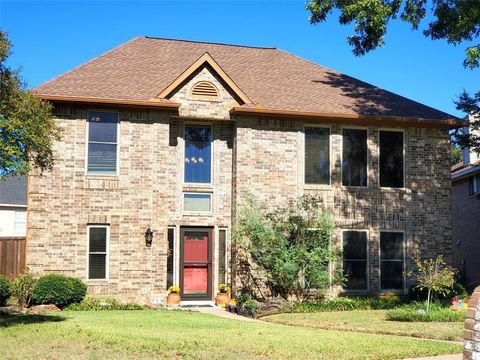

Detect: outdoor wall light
145,226,153,247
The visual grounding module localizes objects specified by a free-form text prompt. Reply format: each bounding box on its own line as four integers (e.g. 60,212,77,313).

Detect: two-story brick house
28,36,464,304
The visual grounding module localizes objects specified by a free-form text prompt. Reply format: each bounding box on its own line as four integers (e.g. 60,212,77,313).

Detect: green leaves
234,195,341,301
0,30,60,177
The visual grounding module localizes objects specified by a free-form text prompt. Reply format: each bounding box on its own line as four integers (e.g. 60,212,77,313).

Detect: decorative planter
167,293,181,307
215,292,229,308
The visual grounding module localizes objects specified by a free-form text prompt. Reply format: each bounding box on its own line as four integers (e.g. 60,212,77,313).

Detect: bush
0,275,11,306
237,291,252,306
65,295,144,311
242,299,260,316
32,274,86,308
386,307,466,322
408,282,469,302
292,296,402,312
10,268,37,307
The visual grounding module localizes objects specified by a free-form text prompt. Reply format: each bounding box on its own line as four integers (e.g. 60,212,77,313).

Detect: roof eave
36,94,181,110
230,107,466,129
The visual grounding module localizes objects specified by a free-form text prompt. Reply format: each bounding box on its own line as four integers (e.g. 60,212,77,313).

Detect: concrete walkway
403,355,462,360
187,306,260,322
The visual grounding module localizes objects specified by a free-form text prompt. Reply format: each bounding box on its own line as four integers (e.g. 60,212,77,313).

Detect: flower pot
167,293,181,307
215,292,229,308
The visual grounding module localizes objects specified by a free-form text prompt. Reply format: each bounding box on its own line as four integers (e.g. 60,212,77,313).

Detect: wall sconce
145,226,153,247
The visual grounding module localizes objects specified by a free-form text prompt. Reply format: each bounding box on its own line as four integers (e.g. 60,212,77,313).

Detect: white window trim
167,226,177,288
341,229,370,293
183,122,214,186
85,110,120,177
378,129,406,190
13,208,27,236
379,230,406,293
86,225,110,282
340,127,369,188
183,192,213,214
303,124,332,187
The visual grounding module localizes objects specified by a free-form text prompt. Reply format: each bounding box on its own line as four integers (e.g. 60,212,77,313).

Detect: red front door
180,228,213,300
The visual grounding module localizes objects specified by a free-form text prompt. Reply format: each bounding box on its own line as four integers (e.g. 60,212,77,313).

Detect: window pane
87,143,117,174
218,229,227,285
184,193,211,212
343,231,367,260
184,125,212,183
89,227,107,252
342,129,368,186
88,112,118,143
14,209,26,235
89,254,106,279
305,127,330,185
343,260,367,290
380,131,404,188
381,261,403,290
167,228,175,289
380,232,404,260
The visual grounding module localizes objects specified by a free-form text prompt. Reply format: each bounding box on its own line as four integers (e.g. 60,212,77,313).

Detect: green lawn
264,310,464,341
0,310,462,359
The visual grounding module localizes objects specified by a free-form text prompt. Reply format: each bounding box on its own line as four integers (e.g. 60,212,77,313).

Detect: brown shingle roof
35,36,456,121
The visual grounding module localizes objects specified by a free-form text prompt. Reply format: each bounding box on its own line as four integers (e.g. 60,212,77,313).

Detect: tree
306,0,480,153
408,256,456,312
0,30,60,178
234,194,343,302
451,143,463,164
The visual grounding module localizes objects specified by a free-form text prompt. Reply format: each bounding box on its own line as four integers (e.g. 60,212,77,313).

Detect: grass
264,310,465,341
0,310,462,359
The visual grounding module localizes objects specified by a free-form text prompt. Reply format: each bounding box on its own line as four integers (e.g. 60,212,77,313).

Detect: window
88,226,109,280
305,127,330,185
184,124,212,183
380,232,404,290
13,208,26,236
379,131,404,188
167,227,175,289
342,231,368,291
469,175,479,195
87,111,118,175
183,193,212,212
217,229,227,285
342,129,368,187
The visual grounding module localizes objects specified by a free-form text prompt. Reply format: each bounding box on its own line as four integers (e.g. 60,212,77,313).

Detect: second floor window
379,131,404,188
305,127,330,185
87,111,118,175
342,129,368,187
184,124,212,183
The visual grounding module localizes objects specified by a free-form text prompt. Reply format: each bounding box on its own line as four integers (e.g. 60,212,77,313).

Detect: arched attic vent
190,81,219,100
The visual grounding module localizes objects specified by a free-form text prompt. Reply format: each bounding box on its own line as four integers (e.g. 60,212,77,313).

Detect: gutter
36,94,181,110
230,107,466,129
451,165,480,181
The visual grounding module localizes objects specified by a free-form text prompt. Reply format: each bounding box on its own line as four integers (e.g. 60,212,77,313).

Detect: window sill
86,280,109,285
182,212,213,217
304,184,332,191
183,184,213,192
86,174,119,179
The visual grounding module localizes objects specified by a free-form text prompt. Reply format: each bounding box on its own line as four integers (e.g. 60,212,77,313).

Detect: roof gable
157,52,252,105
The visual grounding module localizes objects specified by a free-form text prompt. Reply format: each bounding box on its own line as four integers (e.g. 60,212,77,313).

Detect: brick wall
452,176,480,288
465,286,480,359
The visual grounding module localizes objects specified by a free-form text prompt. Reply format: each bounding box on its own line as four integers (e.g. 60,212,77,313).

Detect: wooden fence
0,237,26,279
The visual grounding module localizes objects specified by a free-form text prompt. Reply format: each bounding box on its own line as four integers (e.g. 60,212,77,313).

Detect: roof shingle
35,36,456,121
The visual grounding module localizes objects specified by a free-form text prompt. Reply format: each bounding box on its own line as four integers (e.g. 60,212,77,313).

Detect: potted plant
215,284,230,308
167,285,181,307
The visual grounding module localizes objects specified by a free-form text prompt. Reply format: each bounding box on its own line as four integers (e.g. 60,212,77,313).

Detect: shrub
386,307,466,322
237,291,252,306
291,296,402,312
242,299,260,316
0,275,11,306
65,295,144,311
10,268,37,307
32,274,86,308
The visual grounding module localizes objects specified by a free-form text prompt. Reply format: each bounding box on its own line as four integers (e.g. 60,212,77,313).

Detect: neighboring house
28,36,464,304
452,117,480,290
0,176,27,277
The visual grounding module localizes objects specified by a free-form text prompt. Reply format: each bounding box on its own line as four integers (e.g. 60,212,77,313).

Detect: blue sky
1,0,478,117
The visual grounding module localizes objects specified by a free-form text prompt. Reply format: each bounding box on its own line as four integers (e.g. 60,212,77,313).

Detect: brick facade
27,67,453,303
464,286,480,359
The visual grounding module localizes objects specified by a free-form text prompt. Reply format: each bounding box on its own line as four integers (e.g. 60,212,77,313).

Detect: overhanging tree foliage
0,30,60,178
306,0,480,154
234,195,343,301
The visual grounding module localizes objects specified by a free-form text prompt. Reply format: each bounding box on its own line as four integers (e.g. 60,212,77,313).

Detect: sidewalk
403,354,462,360
187,306,260,322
